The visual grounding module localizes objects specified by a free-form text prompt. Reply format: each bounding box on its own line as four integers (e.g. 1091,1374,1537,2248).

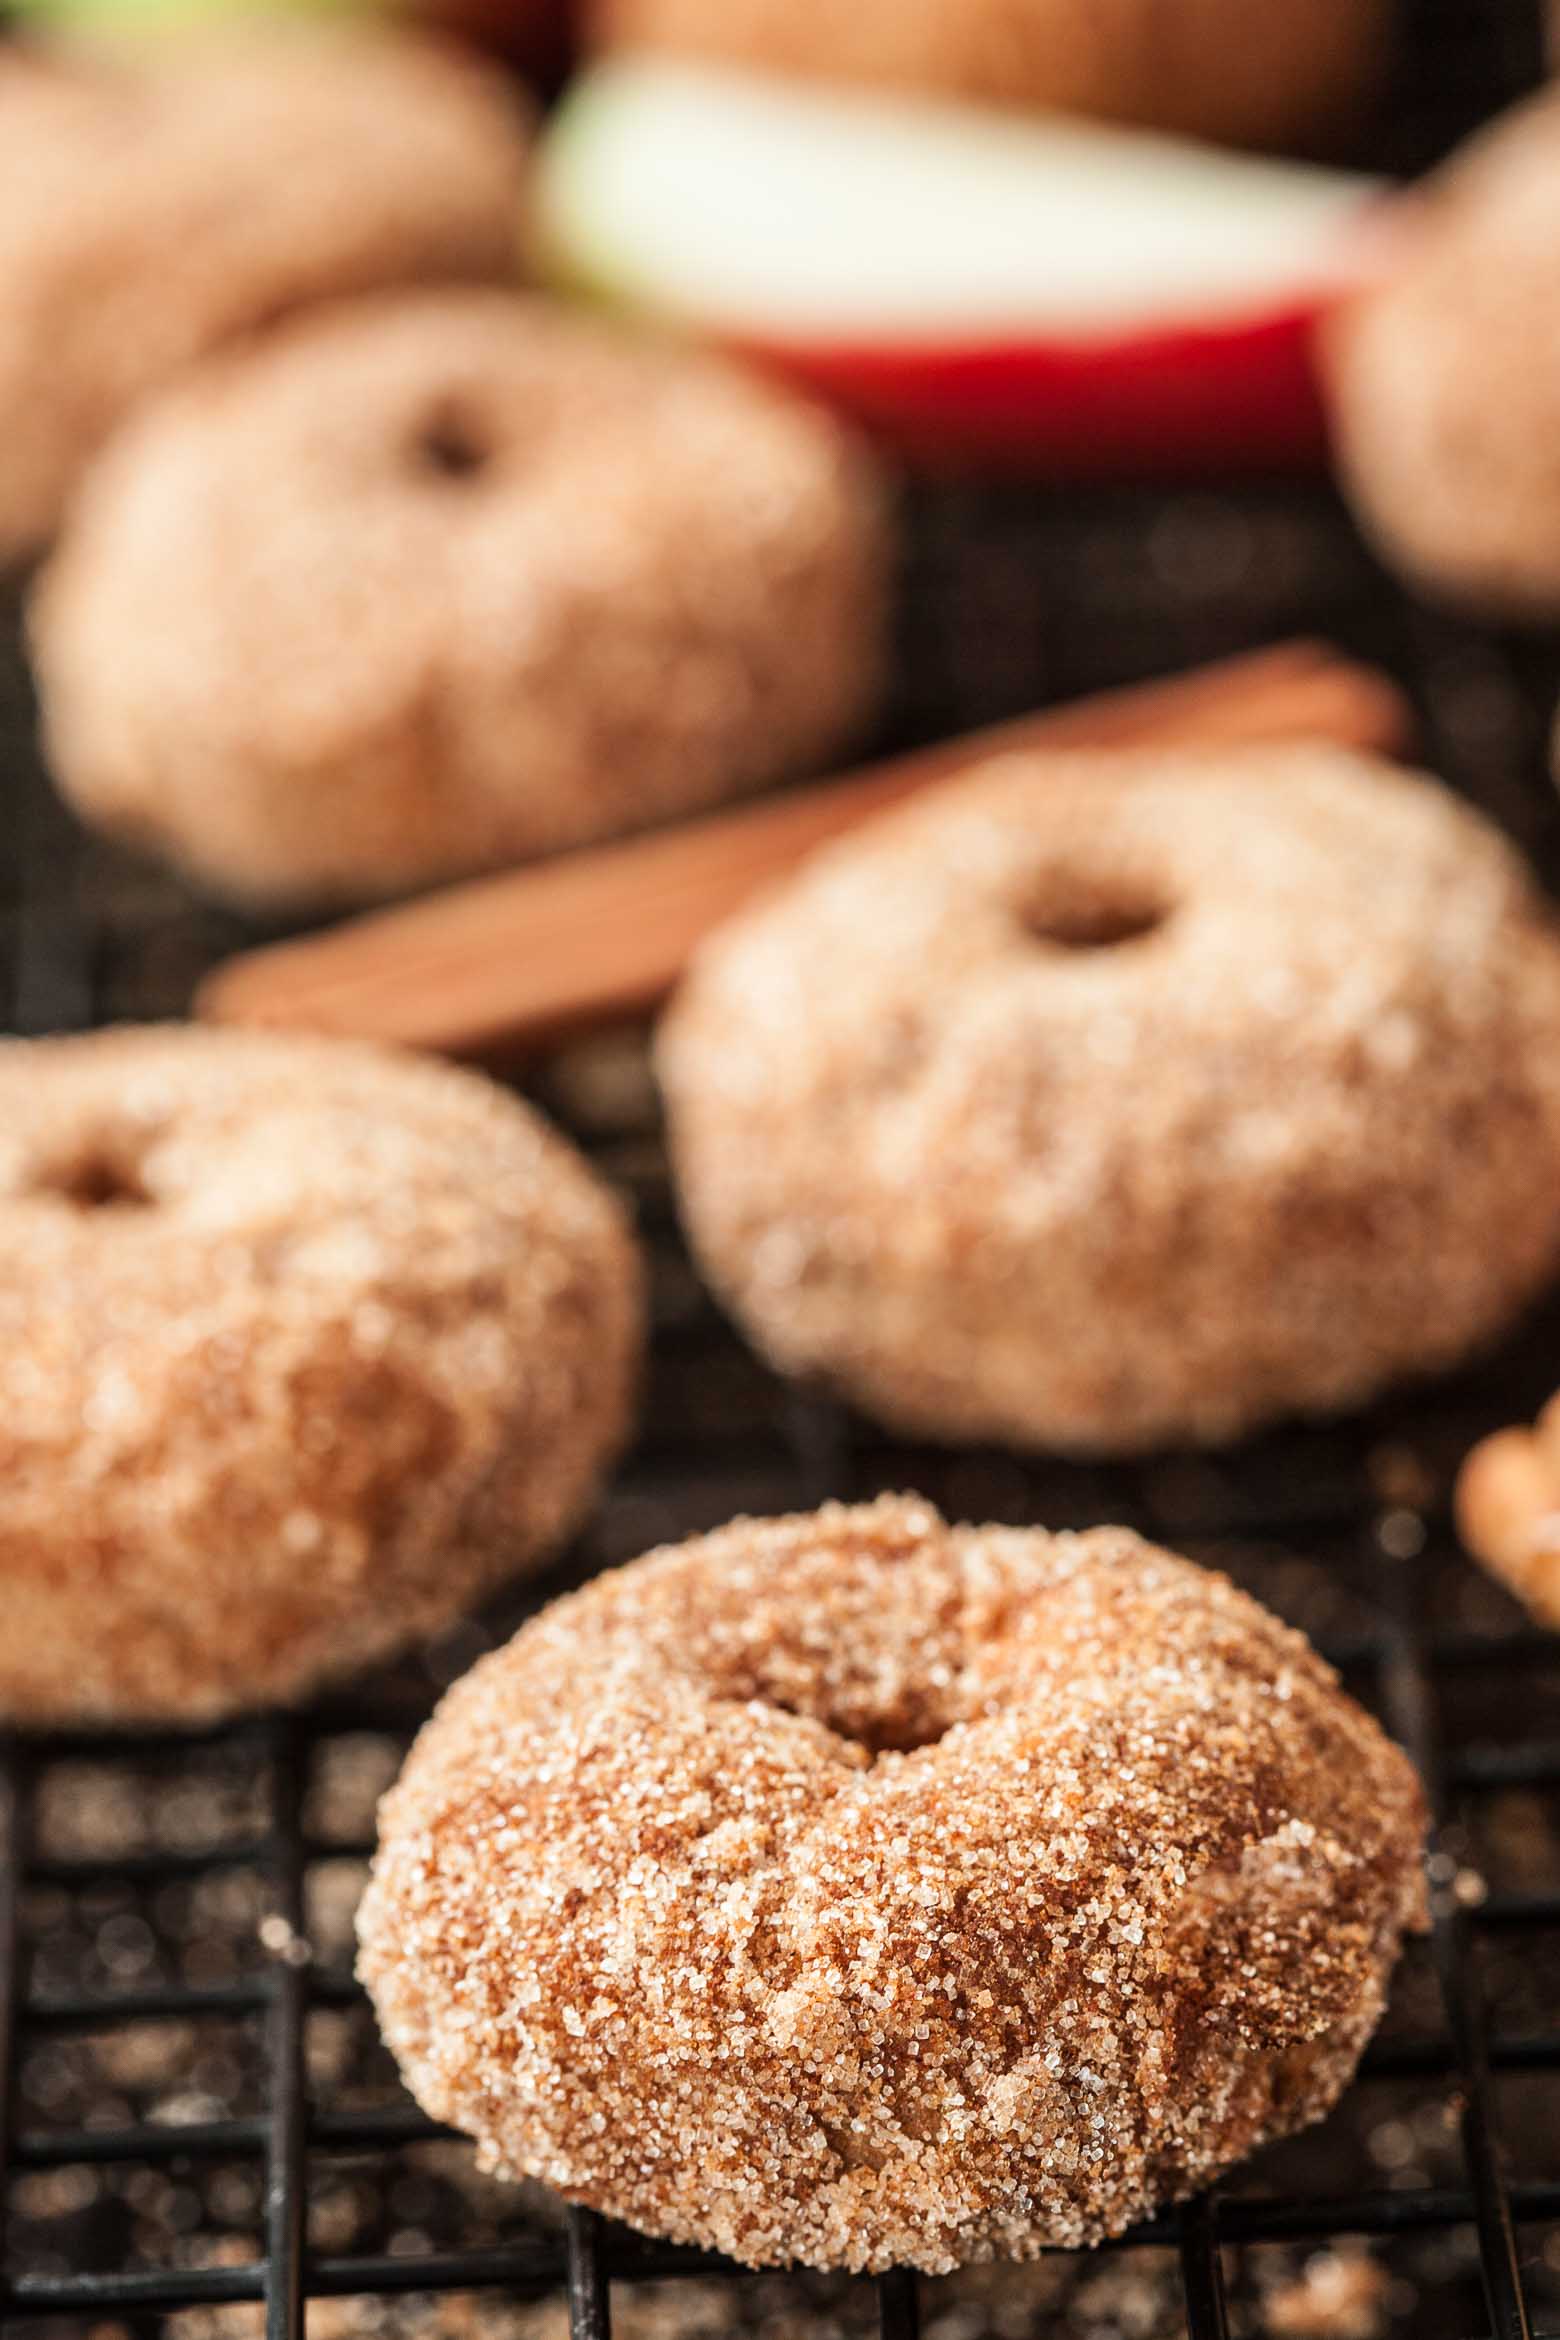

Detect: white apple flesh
537,59,1387,471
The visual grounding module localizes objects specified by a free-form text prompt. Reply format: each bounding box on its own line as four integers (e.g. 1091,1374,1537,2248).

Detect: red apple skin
725,298,1334,475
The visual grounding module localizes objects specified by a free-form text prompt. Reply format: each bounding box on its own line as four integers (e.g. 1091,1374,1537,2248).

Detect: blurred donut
0,1024,642,1725
0,25,531,558
30,289,892,903
590,0,1392,152
1327,88,1560,615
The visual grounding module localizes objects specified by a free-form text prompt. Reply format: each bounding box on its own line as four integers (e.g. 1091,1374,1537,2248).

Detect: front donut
358,1495,1427,2274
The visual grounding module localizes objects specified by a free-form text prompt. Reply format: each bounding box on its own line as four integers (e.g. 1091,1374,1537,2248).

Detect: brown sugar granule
659,743,1560,1454
358,1495,1427,2274
0,1024,642,1726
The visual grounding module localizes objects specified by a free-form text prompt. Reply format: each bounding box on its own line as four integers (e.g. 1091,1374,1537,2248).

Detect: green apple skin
8,0,572,81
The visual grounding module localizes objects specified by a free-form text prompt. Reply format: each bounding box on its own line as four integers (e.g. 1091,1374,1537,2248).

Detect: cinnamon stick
199,639,1411,1059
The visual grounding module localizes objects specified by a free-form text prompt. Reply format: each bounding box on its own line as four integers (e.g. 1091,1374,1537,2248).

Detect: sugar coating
0,1025,642,1727
659,742,1560,1454
30,289,892,906
1328,86,1560,615
0,26,532,561
358,1495,1427,2274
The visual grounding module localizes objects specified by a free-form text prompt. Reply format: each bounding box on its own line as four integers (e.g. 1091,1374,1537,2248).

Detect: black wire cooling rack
4,9,1560,2338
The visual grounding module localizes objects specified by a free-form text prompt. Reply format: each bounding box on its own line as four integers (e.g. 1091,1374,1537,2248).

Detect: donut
358,1494,1427,2273
0,25,531,560
0,1025,642,1726
589,0,1392,154
29,289,891,906
658,742,1560,1454
1326,89,1560,616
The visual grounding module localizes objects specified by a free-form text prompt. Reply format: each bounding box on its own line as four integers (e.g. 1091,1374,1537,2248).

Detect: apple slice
536,59,1386,473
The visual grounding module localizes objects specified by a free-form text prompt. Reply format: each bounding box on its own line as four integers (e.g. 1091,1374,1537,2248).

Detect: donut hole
758,1689,957,1761
33,1144,151,1212
851,1709,955,1758
1019,876,1171,955
414,398,494,483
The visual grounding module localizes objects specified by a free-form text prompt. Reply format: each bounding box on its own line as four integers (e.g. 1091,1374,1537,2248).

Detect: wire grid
2,12,1560,2335
6,492,1560,2340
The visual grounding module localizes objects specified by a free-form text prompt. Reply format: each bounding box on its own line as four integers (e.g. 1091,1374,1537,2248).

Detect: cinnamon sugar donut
358,1494,1427,2273
659,742,1560,1453
0,26,532,562
0,1025,642,1726
591,0,1391,154
30,289,891,906
1326,88,1560,615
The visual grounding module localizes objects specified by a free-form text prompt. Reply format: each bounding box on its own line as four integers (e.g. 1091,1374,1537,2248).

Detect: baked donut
590,0,1392,154
30,289,891,906
0,1025,641,1726
358,1494,1427,2273
659,742,1560,1454
0,25,531,560
1326,89,1560,616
